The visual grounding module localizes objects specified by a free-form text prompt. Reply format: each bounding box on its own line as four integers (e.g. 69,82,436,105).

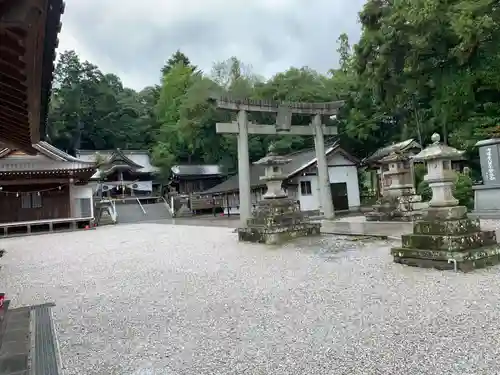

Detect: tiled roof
0,141,96,174
76,149,158,178
0,162,94,173
363,139,422,164
171,165,225,176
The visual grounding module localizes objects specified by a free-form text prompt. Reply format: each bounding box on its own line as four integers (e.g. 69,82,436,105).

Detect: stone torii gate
213,97,343,227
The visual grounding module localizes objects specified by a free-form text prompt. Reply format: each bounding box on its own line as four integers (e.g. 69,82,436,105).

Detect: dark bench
0,301,61,374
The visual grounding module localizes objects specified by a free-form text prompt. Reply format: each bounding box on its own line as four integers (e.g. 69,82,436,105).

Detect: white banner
97,181,153,192
127,181,153,192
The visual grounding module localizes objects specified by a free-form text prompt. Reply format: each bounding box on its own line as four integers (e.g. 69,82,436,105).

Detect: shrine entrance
211,96,344,227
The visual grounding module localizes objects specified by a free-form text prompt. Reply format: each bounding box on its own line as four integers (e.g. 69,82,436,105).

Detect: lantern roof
379,150,407,164
254,143,292,166
412,133,465,162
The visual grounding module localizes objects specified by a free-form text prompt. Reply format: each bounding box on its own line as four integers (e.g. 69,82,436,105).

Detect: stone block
401,230,497,251
0,353,28,374
0,339,29,358
238,222,321,245
239,194,321,244
413,218,480,236
424,206,467,220
391,245,500,272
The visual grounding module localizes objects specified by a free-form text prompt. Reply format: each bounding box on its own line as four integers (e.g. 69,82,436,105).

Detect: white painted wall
70,185,94,218
328,165,360,210
296,152,361,212
297,176,319,211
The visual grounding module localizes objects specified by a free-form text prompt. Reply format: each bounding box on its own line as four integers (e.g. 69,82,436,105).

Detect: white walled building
203,142,361,214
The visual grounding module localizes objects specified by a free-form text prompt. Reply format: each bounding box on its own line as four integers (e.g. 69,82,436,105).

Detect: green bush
416,172,473,209
417,179,432,201
413,163,427,187
453,172,474,209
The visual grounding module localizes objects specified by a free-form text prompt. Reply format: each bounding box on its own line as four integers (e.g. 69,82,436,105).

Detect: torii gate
213,97,343,228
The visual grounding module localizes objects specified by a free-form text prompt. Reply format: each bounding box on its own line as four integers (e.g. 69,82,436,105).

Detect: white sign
486,147,496,181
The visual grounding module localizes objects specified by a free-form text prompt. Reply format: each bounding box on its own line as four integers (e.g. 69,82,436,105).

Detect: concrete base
238,223,321,245
470,210,500,219
366,210,423,222
365,201,425,222
472,184,500,219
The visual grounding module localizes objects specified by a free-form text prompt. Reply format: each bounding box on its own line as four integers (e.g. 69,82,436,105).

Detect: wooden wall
0,184,70,223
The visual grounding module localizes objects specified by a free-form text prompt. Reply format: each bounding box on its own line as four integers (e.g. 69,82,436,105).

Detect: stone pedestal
391,133,500,272
391,206,500,271
238,145,320,245
95,200,117,225
238,198,320,244
471,138,500,218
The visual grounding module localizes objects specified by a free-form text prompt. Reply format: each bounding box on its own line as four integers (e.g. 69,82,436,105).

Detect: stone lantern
391,133,500,272
237,144,321,244
255,143,291,199
365,150,426,221
380,151,414,196
412,133,464,216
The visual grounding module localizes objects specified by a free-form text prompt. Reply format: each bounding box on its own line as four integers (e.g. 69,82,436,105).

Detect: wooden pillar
68,179,75,218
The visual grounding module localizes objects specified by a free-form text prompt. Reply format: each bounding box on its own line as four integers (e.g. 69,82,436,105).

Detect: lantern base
391,245,500,272
238,198,321,245
391,214,500,272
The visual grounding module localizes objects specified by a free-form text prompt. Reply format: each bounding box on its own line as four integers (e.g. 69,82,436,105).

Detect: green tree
161,50,197,76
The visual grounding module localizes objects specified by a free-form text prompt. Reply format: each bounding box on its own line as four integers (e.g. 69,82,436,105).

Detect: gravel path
2,224,500,375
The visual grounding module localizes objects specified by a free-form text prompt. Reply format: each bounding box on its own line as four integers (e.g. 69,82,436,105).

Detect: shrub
453,172,474,209
417,180,432,201
413,163,427,187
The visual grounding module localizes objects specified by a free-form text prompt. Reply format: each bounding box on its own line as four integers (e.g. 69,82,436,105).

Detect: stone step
401,230,497,251
391,245,500,272
115,202,172,223
413,218,480,236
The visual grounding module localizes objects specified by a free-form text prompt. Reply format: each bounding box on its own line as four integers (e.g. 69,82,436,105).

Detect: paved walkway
320,215,500,240
321,219,412,239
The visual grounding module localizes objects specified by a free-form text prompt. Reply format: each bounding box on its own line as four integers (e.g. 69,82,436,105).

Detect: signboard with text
479,142,500,186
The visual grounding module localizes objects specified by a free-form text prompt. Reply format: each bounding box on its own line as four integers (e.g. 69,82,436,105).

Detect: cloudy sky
57,0,365,90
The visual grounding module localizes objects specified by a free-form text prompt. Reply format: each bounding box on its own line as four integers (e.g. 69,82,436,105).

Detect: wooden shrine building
76,149,161,199
0,0,64,152
169,164,225,195
0,2,74,374
0,141,96,235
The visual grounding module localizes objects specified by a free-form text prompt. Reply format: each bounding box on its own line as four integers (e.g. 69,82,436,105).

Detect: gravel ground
2,224,500,375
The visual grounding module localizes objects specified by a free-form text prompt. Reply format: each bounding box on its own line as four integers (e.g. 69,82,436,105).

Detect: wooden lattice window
21,193,42,209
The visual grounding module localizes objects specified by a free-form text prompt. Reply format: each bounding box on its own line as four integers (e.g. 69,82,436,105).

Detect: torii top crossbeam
210,96,344,116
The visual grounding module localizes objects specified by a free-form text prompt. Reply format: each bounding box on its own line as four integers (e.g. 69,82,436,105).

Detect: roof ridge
35,142,95,163
106,149,144,169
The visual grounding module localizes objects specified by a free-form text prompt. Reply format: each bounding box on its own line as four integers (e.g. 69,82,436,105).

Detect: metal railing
161,196,174,215
136,197,146,214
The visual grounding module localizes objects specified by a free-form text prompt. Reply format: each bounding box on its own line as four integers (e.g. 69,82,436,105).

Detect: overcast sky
56,0,365,91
